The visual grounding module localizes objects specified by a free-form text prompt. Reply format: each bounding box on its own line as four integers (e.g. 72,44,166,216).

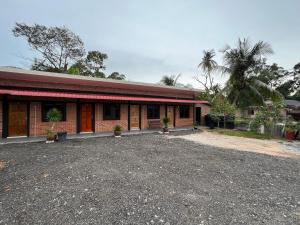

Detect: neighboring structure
285,99,300,121
0,67,210,138
236,99,300,121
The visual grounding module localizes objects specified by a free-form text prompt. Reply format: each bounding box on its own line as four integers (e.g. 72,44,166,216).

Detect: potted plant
57,128,67,142
46,129,55,143
162,117,170,133
113,125,122,137
193,123,198,130
284,118,299,140
46,108,62,143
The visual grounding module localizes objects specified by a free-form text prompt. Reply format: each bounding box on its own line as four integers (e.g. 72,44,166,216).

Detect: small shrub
162,117,170,128
113,125,122,132
285,117,299,133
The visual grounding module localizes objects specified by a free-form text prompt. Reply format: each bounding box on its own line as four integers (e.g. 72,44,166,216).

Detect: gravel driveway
0,132,300,225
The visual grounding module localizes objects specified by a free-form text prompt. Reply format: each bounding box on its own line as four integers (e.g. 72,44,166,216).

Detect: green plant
162,117,170,128
285,117,299,133
46,129,54,140
250,102,284,132
210,96,236,128
113,125,122,132
46,108,62,136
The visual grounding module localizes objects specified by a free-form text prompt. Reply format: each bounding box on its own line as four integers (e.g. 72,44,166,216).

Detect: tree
86,51,107,77
195,50,220,100
68,51,107,78
221,38,282,108
13,23,85,72
210,96,236,128
255,62,289,89
160,74,181,86
107,72,126,80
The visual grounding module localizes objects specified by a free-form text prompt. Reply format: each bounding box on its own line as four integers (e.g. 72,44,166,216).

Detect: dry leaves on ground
0,160,7,171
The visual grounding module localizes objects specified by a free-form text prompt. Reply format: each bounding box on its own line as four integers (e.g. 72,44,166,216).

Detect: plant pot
46,135,55,143
285,131,296,140
114,130,122,137
163,127,169,133
57,131,67,142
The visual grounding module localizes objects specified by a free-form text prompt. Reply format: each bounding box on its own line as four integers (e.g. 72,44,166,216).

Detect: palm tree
161,74,181,86
221,38,282,108
196,50,218,94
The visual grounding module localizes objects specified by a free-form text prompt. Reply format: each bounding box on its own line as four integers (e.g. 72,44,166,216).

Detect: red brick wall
175,105,194,127
29,102,76,136
141,104,167,129
95,103,128,132
0,101,2,137
141,105,148,129
141,104,193,129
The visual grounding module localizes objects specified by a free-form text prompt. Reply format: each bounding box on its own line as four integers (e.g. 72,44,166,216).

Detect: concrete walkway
0,127,195,145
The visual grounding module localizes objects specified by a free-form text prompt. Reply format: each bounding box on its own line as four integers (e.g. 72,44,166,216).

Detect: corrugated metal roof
285,99,300,108
0,67,203,93
0,89,208,104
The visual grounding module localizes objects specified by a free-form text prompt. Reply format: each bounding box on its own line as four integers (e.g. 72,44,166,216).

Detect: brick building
0,67,210,138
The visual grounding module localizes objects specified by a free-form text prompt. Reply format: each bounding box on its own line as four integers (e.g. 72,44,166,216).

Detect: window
42,102,66,122
103,103,120,120
179,105,190,118
248,109,255,116
147,105,160,119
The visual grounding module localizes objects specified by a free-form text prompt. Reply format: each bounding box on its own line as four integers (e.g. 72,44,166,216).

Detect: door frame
129,103,141,130
195,107,201,126
4,99,30,138
78,102,95,133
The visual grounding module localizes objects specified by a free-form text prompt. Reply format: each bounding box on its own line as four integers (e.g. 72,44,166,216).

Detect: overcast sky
1,0,300,87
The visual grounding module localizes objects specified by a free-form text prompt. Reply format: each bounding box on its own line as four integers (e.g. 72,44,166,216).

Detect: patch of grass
212,129,272,140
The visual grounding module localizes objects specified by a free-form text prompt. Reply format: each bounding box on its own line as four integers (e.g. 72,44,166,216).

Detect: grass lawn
212,128,273,140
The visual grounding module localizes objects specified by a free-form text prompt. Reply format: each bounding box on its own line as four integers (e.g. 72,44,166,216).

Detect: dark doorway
195,107,201,126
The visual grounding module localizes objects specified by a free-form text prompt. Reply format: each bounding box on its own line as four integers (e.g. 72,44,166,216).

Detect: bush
285,117,299,133
113,125,122,132
162,117,170,128
235,118,251,130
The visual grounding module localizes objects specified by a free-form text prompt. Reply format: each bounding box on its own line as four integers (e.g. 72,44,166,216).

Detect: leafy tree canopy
221,38,282,108
13,23,125,80
13,23,85,72
107,72,126,80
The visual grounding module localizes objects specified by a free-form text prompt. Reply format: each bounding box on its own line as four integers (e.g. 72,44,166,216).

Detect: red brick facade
95,103,128,133
0,101,209,138
0,101,2,137
0,68,210,138
29,102,77,136
175,105,194,127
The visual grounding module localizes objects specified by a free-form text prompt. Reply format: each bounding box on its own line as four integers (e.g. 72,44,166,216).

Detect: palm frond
251,79,283,102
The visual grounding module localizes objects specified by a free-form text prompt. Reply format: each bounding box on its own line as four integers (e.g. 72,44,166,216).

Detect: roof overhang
0,89,208,104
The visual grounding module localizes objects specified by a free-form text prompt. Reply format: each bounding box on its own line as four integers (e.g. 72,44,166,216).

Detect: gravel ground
0,132,300,225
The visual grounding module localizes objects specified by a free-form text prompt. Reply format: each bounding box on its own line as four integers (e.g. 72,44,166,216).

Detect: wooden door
130,105,140,130
167,106,174,128
8,102,28,137
80,104,93,132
